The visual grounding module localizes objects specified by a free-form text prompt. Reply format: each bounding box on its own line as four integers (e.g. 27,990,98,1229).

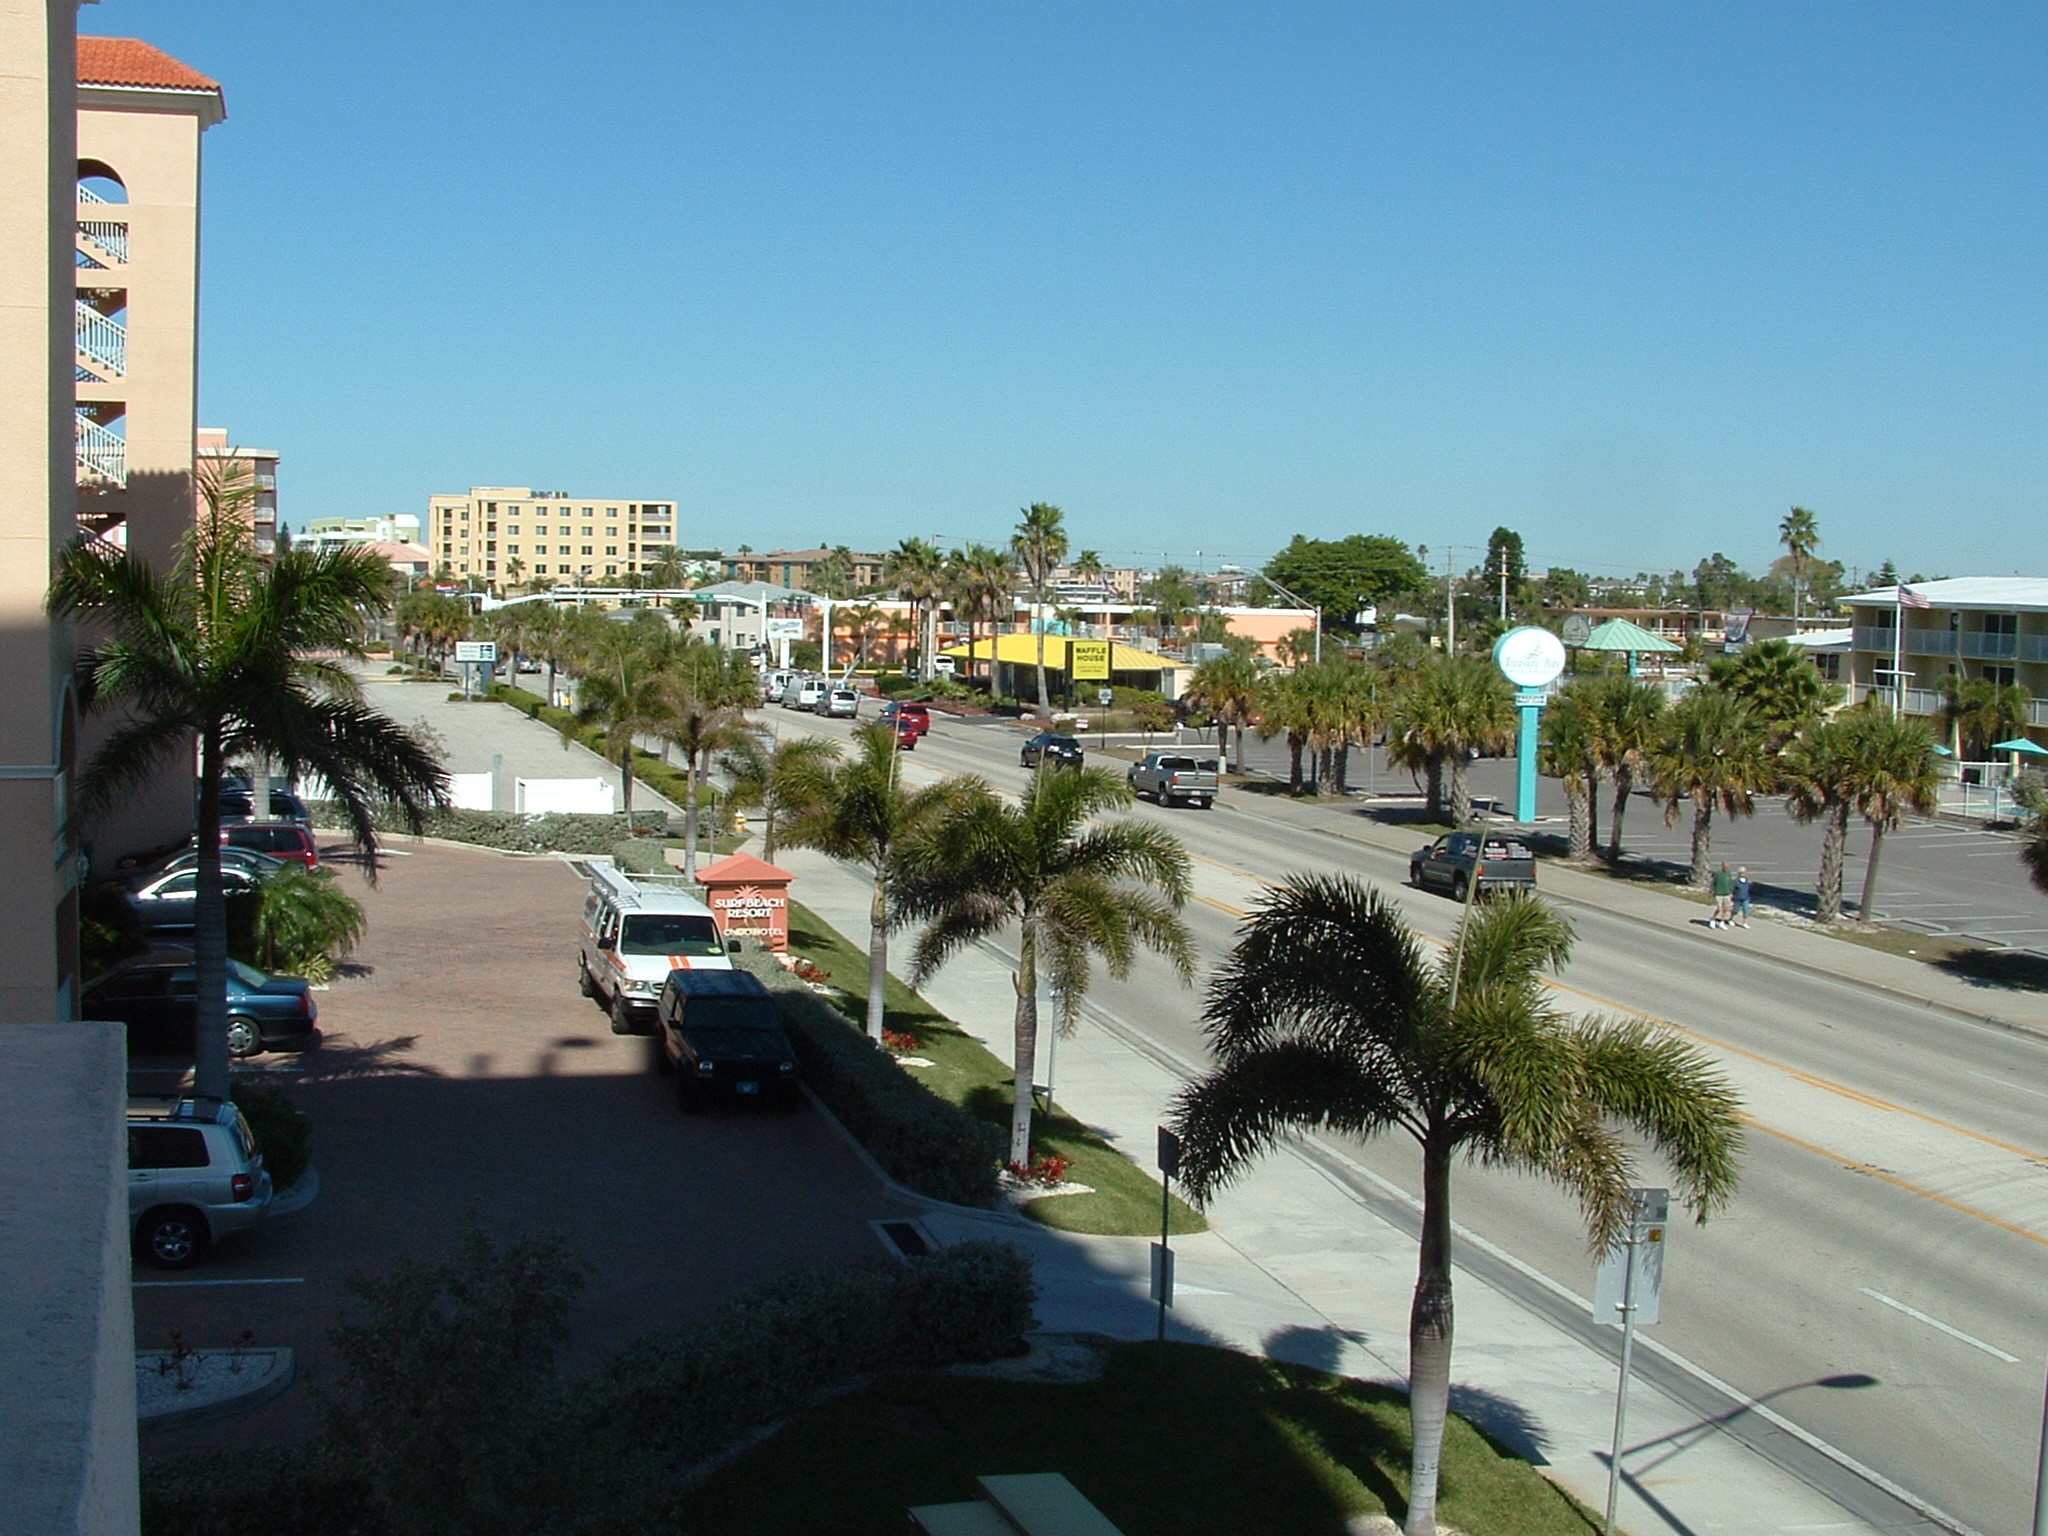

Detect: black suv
1020,732,1084,770
655,969,800,1111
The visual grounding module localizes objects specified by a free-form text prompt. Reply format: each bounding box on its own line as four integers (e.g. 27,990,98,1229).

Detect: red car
895,720,919,751
219,823,319,869
881,701,931,738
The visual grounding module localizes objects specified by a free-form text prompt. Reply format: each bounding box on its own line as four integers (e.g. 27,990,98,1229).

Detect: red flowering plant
1008,1150,1074,1187
881,1027,920,1054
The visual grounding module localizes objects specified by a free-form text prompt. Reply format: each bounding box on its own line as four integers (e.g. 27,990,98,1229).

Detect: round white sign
1494,626,1567,689
1561,612,1592,647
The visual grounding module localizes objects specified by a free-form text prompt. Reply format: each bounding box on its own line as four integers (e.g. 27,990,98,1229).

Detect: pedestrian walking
1711,861,1735,929
1733,866,1752,928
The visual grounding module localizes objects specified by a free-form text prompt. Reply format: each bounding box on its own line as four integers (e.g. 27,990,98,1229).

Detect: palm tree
1587,674,1666,862
1938,674,2029,761
1386,658,1514,825
719,732,839,861
783,723,963,1041
1779,507,1820,619
949,543,1014,687
1848,711,1939,921
1186,653,1262,774
50,474,447,1102
896,768,1195,1167
1706,638,1838,750
1011,503,1070,718
1539,686,1600,864
502,556,525,592
1169,878,1740,1536
1071,548,1106,588
1255,666,1321,794
658,642,759,876
2019,779,2048,897
1647,687,1771,888
1783,715,1863,923
642,547,690,590
570,627,673,818
884,537,946,675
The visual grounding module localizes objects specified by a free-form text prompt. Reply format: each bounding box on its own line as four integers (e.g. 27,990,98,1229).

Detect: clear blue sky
101,2,2048,580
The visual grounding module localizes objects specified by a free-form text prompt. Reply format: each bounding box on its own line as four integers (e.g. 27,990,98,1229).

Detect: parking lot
135,838,918,1453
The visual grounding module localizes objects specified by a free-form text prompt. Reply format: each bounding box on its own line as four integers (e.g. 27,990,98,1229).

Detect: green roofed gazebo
1577,617,1682,676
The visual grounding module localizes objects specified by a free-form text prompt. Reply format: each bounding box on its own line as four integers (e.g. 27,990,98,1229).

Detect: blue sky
102,3,2048,580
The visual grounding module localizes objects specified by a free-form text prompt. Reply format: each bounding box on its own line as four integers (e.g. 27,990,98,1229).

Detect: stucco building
195,428,277,554
428,487,678,589
1842,578,2048,747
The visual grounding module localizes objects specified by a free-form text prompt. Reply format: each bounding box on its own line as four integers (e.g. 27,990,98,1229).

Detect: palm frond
73,714,197,816
1576,1018,1745,1221
1446,893,1574,993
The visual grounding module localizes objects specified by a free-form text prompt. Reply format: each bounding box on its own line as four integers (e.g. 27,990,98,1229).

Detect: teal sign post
1493,627,1567,823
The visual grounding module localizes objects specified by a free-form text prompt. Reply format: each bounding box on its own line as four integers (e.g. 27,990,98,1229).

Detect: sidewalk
1220,784,2048,1036
771,844,1899,1536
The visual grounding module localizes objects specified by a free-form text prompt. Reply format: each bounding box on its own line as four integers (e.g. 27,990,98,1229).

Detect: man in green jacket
1711,861,1736,930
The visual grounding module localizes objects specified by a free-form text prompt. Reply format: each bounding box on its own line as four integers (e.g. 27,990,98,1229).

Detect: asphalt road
1217,728,2048,956
767,700,2048,1536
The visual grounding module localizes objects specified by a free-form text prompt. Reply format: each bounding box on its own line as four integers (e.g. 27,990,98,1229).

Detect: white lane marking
134,1276,306,1288
1858,1288,2019,1362
1966,1070,2048,1101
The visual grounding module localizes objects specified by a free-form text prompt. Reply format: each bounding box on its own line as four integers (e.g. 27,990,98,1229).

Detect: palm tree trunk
865,865,889,1043
1008,927,1040,1169
1585,762,1600,854
192,729,232,1102
1606,767,1633,862
1034,612,1050,720
1335,741,1350,794
683,752,700,877
1858,822,1888,921
1566,776,1591,863
1689,795,1713,888
1405,1137,1456,1536
1424,758,1443,820
1448,755,1471,827
1231,721,1245,777
1815,803,1847,922
620,748,636,818
1288,733,1305,795
1316,745,1334,798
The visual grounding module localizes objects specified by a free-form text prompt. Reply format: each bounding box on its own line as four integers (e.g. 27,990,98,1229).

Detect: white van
795,678,829,712
578,863,732,1034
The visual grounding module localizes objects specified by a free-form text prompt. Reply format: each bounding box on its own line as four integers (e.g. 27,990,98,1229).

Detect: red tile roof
77,37,220,93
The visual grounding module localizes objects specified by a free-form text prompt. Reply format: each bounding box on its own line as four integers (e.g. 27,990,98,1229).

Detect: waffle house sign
692,851,794,952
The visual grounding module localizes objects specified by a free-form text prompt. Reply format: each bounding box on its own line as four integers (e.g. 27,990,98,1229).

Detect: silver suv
127,1097,272,1269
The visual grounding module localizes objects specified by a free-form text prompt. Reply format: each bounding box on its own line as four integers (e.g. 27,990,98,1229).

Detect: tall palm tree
1169,878,1742,1536
1783,715,1863,923
50,477,447,1101
719,731,839,861
1254,666,1321,794
1386,658,1514,825
1849,711,1939,921
896,768,1195,1167
1647,687,1771,888
950,543,1014,688
658,642,760,876
884,537,946,676
1011,503,1070,719
1539,685,1600,864
1587,674,1666,863
1071,548,1105,587
1186,653,1262,774
1779,506,1820,620
1706,638,1837,751
570,627,673,818
783,723,963,1041
1938,674,2029,761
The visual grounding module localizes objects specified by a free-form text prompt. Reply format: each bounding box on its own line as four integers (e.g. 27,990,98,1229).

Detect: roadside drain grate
875,1219,935,1259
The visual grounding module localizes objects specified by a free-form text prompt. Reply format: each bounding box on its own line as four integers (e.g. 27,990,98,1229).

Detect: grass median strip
783,900,1204,1236
679,1340,1596,1536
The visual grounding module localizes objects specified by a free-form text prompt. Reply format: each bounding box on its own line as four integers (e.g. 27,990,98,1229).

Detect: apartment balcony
2022,635,2048,665
1905,630,1958,658
1850,683,1943,716
1850,624,1894,652
1959,631,2018,661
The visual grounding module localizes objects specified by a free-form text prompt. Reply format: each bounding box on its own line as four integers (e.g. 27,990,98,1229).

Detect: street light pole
1254,572,1321,665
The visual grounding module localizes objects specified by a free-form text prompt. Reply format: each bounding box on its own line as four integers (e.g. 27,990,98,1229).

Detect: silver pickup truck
1128,751,1220,810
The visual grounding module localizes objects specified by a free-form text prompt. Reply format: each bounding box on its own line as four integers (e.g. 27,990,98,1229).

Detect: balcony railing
2021,635,2048,665
76,183,110,205
1850,624,1894,652
1850,683,1943,716
2033,697,2048,729
75,412,125,486
1905,630,1958,657
74,300,125,377
77,220,127,263
1960,631,2018,661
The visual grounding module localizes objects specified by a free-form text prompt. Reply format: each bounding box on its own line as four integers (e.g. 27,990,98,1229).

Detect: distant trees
1779,507,1821,619
884,537,946,673
1262,534,1427,633
1386,658,1514,824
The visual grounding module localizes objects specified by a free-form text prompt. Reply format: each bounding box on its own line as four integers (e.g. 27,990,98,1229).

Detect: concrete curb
137,1347,294,1431
269,1165,319,1217
797,1083,1034,1231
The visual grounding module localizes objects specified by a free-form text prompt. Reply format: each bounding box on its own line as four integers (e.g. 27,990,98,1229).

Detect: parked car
84,952,318,1058
218,822,320,868
795,678,830,712
578,862,733,1034
1128,751,1220,809
1020,732,1084,770
879,701,931,738
117,865,262,935
1408,832,1539,900
218,787,310,827
135,845,288,883
127,1096,273,1268
654,968,800,1111
824,688,860,719
894,719,920,751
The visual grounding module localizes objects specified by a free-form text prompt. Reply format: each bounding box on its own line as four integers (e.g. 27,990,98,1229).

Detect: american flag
1898,584,1931,609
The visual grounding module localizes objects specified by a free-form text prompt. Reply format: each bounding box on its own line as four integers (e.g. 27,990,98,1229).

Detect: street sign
1493,626,1566,688
1562,612,1592,648
1097,687,1114,708
1070,639,1112,682
455,641,498,664
1594,1187,1668,1327
1157,1125,1182,1177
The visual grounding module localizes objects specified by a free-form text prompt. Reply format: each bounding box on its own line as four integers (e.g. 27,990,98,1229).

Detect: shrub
229,1080,311,1192
307,800,665,854
610,838,675,876
141,1444,368,1536
736,951,1002,1206
244,867,366,983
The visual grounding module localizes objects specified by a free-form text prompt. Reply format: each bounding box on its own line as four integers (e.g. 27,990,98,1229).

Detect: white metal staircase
75,299,126,380
74,412,125,487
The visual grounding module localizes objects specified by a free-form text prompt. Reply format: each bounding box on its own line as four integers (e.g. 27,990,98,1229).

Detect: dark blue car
81,952,318,1059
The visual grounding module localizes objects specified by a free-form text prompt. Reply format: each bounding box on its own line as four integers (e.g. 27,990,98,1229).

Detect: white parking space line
1859,1289,2019,1362
1967,1070,2048,1101
134,1276,305,1288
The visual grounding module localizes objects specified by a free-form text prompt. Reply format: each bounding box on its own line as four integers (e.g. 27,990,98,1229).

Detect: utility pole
1499,562,1508,623
1445,546,1457,656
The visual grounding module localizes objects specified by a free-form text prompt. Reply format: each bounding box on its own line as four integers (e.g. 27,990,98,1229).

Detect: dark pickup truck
1409,832,1538,900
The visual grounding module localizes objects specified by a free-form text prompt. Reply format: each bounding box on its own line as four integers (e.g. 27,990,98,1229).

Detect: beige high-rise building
196,427,278,555
428,487,678,589
73,36,223,564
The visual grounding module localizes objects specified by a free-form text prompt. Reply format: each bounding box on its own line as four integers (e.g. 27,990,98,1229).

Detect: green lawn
679,1341,1596,1536
784,900,1205,1236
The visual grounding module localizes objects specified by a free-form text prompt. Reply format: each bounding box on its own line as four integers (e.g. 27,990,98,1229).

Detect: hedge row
737,949,1003,1207
485,683,699,809
309,800,665,854
140,1238,1035,1536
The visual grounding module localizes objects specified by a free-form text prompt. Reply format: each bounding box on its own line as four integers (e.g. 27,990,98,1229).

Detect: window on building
460,509,470,520
507,545,519,555
507,525,519,535
606,506,618,517
605,546,617,556
1986,613,2018,636
581,507,593,516
1986,665,2017,686
581,546,592,556
605,564,618,574
558,565,571,575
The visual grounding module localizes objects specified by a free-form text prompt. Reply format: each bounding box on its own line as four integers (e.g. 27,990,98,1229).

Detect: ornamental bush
737,950,1004,1207
227,1079,311,1192
307,800,665,854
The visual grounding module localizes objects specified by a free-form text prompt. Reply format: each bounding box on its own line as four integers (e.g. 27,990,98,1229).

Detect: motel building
1840,578,2048,749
